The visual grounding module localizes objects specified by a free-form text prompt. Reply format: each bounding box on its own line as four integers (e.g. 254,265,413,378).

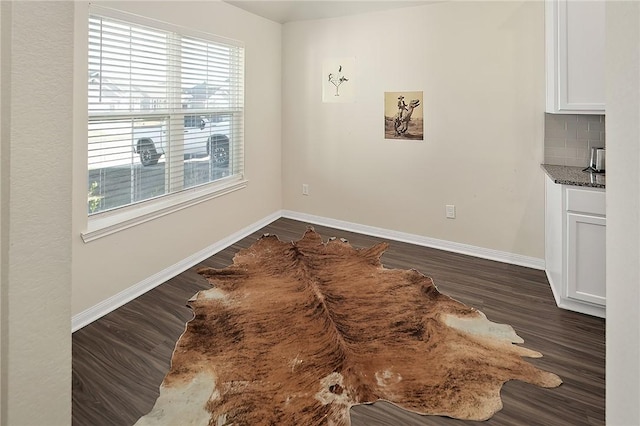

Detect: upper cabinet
545,0,606,114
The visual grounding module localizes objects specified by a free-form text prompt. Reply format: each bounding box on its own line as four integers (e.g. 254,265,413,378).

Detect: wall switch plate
302,184,309,195
446,204,456,219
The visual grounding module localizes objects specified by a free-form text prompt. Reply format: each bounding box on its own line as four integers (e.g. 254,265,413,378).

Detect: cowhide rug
135,229,561,425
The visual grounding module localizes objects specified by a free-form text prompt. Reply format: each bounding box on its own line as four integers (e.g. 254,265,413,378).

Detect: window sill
81,178,248,243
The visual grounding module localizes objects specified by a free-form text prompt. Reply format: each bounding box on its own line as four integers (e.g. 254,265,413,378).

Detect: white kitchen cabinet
544,176,606,317
566,212,606,305
545,0,606,114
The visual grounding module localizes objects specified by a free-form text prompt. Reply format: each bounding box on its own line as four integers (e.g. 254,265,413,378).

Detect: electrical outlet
302,184,309,196
446,204,456,219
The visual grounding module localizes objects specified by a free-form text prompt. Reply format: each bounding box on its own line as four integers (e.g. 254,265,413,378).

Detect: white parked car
133,115,230,167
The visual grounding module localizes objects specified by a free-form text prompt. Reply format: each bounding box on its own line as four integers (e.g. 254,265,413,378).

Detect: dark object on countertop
583,147,605,173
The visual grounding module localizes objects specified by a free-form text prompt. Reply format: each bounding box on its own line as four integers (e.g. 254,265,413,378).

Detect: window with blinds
87,12,244,216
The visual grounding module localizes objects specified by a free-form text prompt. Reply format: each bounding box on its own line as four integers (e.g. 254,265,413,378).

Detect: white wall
0,2,73,424
72,1,282,315
282,1,546,259
606,1,640,423
0,4,5,420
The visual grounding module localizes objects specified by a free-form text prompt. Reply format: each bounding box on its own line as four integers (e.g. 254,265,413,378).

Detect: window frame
82,6,246,243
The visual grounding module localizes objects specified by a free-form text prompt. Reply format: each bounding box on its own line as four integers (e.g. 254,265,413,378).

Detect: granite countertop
541,164,606,189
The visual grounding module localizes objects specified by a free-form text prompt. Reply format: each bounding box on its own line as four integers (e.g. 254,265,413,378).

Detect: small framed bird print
322,57,355,103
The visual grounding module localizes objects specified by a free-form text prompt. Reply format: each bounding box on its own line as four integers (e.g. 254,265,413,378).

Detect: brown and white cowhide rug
135,229,561,426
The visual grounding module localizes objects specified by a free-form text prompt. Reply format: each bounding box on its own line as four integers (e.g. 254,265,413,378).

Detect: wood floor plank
72,218,604,426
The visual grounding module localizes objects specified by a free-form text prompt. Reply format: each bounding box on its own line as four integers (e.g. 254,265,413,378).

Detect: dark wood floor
72,218,605,426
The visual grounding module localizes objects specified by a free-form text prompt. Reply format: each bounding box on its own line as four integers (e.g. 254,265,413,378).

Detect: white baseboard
71,211,282,332
546,267,605,318
73,209,546,331
545,269,563,307
282,210,545,270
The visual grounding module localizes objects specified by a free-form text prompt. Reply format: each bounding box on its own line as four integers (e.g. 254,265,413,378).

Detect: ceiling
223,1,437,24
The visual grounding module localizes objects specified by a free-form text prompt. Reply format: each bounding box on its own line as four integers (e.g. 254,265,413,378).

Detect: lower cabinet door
566,212,606,305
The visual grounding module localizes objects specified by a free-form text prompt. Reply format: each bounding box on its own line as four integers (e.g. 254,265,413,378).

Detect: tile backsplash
544,113,606,167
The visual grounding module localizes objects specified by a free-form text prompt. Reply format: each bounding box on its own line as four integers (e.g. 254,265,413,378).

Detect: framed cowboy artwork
384,91,424,140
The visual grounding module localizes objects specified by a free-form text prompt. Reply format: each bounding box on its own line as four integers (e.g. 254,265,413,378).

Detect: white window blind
87,12,244,216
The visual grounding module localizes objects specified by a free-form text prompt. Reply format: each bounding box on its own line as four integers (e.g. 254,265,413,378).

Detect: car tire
208,135,229,167
138,138,159,166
